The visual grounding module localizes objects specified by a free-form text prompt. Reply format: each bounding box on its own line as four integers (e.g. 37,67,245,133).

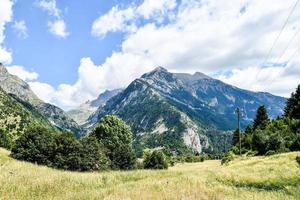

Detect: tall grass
0,148,300,200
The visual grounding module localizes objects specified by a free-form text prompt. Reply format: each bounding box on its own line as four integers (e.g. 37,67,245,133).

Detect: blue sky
4,0,126,86
0,0,299,110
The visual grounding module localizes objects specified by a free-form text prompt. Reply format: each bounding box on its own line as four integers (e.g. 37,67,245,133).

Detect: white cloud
12,20,28,39
36,0,60,18
7,65,39,81
48,20,69,38
36,0,69,38
28,81,55,103
91,0,177,38
0,0,13,64
28,0,300,110
0,47,12,64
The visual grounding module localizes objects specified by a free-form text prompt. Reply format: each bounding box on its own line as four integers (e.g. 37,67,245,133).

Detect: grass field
0,148,300,200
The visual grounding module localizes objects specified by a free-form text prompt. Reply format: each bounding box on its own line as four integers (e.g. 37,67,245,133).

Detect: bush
92,115,136,170
143,150,168,169
0,129,13,150
221,151,235,165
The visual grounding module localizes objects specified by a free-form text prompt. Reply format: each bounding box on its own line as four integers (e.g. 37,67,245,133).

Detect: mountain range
0,64,286,155
83,67,286,155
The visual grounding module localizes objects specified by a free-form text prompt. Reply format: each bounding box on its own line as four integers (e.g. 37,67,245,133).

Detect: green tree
285,84,300,119
253,105,269,130
143,150,168,169
92,115,136,170
0,129,12,150
231,129,240,146
11,126,56,166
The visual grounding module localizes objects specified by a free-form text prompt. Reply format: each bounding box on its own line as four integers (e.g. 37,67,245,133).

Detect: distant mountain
67,89,123,125
0,87,56,139
85,67,286,155
0,64,82,136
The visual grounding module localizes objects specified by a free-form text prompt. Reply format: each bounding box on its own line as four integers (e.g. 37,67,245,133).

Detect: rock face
0,64,82,136
67,89,123,125
85,67,286,154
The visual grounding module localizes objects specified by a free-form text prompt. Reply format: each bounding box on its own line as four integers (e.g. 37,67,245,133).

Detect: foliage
285,84,300,119
11,125,109,171
253,105,269,130
11,126,56,165
92,115,136,170
143,150,168,169
0,129,13,150
232,129,240,146
221,151,235,165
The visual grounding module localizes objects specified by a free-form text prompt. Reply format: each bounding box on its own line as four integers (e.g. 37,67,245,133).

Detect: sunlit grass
0,148,299,200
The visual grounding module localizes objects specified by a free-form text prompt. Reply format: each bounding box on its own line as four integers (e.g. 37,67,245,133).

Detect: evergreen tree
253,105,269,130
231,129,240,146
285,84,300,119
92,115,136,170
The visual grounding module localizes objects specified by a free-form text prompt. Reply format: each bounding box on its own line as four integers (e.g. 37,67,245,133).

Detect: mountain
85,67,286,155
0,87,56,139
67,89,123,125
0,64,82,136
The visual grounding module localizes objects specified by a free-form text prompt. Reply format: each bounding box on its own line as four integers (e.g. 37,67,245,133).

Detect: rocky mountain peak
0,63,8,75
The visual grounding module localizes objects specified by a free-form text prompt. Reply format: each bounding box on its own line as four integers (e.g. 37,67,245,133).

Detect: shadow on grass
217,177,300,192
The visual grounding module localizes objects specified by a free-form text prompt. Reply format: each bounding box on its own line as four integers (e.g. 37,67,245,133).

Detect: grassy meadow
0,148,300,200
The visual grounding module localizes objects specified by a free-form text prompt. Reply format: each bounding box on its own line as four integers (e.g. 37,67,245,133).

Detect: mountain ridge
84,66,286,155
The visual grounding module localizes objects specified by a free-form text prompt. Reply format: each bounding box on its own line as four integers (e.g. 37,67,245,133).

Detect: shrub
143,150,168,169
92,115,136,170
0,129,13,150
221,151,235,165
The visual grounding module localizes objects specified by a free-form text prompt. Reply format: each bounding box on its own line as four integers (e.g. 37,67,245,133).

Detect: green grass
0,148,300,200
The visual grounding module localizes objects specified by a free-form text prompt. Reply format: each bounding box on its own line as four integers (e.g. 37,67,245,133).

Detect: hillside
0,148,299,199
0,88,56,139
0,64,82,136
85,67,286,155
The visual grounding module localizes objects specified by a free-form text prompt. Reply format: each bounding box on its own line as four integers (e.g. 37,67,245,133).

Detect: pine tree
284,84,300,119
232,128,240,146
253,105,269,130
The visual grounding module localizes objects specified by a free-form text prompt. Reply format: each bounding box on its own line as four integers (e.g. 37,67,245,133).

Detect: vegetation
92,115,136,170
1,148,299,199
143,150,168,169
0,88,55,141
228,85,300,157
0,129,12,149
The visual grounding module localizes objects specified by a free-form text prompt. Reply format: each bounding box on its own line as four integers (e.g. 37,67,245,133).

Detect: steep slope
0,87,55,139
0,64,82,136
67,89,122,125
86,67,286,154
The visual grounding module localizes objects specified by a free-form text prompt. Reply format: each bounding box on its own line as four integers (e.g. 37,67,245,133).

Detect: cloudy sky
0,0,299,110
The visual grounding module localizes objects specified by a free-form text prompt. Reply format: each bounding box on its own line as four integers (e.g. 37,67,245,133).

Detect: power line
275,27,300,63
261,0,300,67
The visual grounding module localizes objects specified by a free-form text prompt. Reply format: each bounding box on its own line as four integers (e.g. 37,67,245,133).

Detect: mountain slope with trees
85,67,286,155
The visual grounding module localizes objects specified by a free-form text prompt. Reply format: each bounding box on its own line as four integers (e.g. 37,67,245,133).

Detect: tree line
0,115,168,171
231,84,300,156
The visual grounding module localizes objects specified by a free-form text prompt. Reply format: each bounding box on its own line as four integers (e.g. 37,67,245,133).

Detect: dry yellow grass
0,148,299,200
